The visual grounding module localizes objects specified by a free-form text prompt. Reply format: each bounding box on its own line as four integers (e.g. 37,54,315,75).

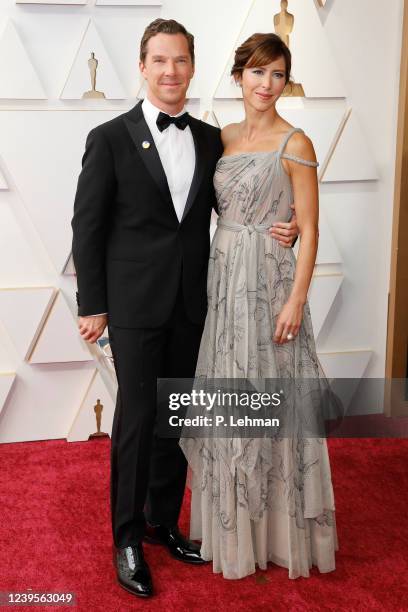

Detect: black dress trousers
108,281,204,548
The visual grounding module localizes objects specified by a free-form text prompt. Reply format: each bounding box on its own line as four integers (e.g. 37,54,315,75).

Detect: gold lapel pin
142,141,151,149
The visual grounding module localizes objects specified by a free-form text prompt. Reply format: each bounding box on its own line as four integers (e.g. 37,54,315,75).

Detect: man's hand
268,204,299,247
78,314,107,344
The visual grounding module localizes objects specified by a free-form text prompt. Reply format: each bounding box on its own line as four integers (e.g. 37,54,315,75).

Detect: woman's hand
273,298,304,344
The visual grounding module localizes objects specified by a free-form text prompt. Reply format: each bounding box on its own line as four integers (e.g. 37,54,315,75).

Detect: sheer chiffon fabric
179,128,339,579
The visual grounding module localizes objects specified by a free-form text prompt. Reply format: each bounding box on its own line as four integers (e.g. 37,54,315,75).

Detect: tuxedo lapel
181,118,206,223
123,102,176,218
124,101,207,224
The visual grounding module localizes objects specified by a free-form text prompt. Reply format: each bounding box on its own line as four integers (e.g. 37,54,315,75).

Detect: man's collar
142,95,187,120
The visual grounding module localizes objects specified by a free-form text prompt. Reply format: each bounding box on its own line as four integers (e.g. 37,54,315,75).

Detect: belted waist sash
216,218,270,234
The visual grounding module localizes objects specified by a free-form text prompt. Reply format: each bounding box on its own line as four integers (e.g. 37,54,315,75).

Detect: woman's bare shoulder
284,130,317,163
221,122,241,147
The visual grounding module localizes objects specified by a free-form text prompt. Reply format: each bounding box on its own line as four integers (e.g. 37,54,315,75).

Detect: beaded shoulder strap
279,127,319,167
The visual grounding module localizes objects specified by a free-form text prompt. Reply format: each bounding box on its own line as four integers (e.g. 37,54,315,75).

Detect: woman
179,33,339,580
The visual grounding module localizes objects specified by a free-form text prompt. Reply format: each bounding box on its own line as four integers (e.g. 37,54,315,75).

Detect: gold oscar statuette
274,0,305,97
82,52,106,100
89,398,108,439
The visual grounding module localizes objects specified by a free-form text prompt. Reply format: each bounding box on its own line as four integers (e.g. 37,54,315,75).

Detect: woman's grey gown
179,128,339,580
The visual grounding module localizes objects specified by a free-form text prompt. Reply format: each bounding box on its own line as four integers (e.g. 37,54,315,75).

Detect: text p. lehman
169,415,280,427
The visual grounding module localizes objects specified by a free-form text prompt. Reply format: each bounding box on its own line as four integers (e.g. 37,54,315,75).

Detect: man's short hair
140,18,195,65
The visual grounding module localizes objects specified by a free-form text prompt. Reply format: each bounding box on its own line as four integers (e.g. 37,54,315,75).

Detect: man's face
139,33,195,109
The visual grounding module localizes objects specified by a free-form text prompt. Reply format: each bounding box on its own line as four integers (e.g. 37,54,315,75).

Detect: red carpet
1,437,407,611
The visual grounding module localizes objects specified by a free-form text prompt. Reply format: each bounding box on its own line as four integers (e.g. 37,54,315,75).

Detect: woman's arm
273,133,319,344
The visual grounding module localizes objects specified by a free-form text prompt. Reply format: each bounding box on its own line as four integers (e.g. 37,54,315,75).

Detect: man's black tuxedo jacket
71,100,224,328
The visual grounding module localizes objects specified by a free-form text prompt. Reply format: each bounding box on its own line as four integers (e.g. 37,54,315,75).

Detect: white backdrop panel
323,110,379,182
68,370,115,441
96,0,162,5
0,110,125,273
30,291,92,363
0,287,56,360
319,350,372,380
0,192,54,286
61,19,127,99
0,373,16,417
318,350,374,414
0,162,8,189
214,0,347,99
16,1,87,4
315,208,342,265
0,362,95,442
0,0,402,442
308,274,343,339
0,19,46,99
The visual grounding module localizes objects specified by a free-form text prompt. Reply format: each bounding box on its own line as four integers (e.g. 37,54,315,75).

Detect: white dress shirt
87,97,196,317
142,96,196,222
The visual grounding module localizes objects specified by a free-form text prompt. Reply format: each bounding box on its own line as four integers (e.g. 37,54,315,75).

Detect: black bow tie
156,111,190,132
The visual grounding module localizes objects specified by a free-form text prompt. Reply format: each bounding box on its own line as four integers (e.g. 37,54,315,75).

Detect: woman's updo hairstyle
231,33,292,85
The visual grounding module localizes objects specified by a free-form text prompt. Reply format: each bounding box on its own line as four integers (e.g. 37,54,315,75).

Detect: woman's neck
241,103,279,143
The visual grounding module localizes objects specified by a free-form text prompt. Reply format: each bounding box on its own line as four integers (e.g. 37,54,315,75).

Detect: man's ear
139,60,147,79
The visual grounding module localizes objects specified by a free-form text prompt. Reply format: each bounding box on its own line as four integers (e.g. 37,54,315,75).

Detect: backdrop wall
0,0,403,442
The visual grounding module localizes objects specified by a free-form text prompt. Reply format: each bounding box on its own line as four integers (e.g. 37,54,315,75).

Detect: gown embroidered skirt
179,128,339,580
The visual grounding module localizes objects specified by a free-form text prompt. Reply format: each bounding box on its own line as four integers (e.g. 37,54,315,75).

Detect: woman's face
239,56,287,112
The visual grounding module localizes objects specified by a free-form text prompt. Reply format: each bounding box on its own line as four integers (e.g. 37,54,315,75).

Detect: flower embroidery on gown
179,128,340,580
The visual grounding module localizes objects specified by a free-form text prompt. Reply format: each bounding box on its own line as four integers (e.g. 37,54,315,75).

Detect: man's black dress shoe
145,524,206,565
115,543,153,597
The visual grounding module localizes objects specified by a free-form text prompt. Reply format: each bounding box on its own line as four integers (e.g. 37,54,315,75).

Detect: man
71,18,298,598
